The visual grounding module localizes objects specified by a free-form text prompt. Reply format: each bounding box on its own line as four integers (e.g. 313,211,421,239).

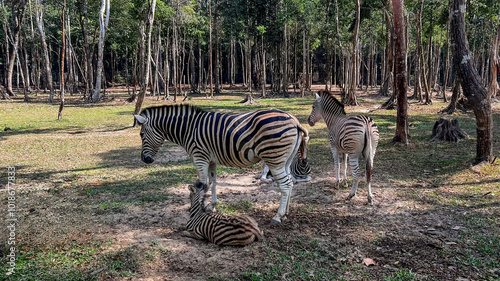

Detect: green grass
238,236,345,281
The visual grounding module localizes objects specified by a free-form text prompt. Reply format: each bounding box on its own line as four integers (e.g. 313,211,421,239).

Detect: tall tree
58,0,66,120
451,0,494,164
391,0,408,144
78,0,92,100
5,0,28,97
92,0,110,102
345,0,360,106
489,5,500,98
35,0,54,102
134,0,157,126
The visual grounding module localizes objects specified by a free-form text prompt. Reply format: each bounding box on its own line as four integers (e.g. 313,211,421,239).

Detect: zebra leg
367,179,373,206
340,153,348,187
207,163,218,211
259,162,273,183
347,156,360,201
269,168,293,225
330,147,341,188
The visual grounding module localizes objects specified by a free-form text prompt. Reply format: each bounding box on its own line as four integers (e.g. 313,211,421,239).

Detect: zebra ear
189,184,196,194
134,115,148,125
315,93,321,100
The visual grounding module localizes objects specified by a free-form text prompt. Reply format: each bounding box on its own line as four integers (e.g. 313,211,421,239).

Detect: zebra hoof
368,198,373,206
346,194,355,201
342,180,348,188
206,203,216,213
270,219,281,225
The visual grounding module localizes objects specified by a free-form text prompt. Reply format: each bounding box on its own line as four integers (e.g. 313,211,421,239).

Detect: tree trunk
489,8,500,98
35,0,54,102
391,0,409,145
441,9,452,102
451,0,494,164
92,0,110,102
134,0,157,126
78,0,92,100
208,0,213,97
301,29,306,97
58,0,66,120
344,0,360,105
5,0,28,97
440,77,465,114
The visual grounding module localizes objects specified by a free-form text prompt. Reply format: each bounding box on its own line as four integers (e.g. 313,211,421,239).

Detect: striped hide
308,90,379,205
187,181,263,246
134,104,309,224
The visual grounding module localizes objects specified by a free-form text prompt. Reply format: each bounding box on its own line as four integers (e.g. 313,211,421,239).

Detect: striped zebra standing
186,181,263,246
308,90,379,205
134,104,309,224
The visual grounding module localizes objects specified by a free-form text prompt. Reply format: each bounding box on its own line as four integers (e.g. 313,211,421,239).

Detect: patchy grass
1,87,499,280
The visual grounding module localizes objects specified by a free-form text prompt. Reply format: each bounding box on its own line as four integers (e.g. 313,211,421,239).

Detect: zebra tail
363,126,373,183
297,124,309,161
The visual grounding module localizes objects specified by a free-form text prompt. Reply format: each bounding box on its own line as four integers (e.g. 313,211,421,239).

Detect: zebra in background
134,104,309,224
259,134,311,183
308,90,379,205
259,153,312,183
186,181,263,246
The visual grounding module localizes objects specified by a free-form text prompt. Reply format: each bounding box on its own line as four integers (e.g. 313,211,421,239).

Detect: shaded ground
0,86,499,280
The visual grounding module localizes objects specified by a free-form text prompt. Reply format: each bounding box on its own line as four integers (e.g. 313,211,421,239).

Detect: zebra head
134,113,165,164
308,92,325,126
189,181,210,217
308,90,345,126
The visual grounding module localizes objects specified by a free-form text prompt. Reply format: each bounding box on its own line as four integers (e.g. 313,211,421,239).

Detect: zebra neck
159,112,202,147
324,114,345,127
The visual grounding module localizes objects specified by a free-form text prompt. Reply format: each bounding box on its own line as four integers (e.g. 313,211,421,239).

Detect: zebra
307,90,379,205
134,104,309,224
186,181,263,246
259,134,311,183
259,153,312,183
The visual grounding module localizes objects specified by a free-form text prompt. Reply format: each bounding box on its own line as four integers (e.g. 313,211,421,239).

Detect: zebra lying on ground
134,104,309,224
186,181,263,246
308,90,379,205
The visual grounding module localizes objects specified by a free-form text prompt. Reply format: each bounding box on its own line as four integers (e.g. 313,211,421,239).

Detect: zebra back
187,181,263,246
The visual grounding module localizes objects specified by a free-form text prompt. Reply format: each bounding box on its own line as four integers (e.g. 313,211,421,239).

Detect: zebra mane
318,90,345,114
141,103,206,116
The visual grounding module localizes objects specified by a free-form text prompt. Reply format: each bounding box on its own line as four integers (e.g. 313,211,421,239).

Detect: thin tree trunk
442,8,452,102
134,0,157,126
5,0,28,97
301,29,306,97
392,0,409,144
489,7,500,98
35,0,54,102
92,0,110,102
58,0,66,120
451,0,493,164
208,0,213,97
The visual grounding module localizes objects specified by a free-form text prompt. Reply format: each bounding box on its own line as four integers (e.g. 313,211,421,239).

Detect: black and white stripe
134,104,309,224
308,90,379,204
260,153,311,183
187,181,263,246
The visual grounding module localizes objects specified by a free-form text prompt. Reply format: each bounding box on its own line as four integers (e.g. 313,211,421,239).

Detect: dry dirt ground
17,144,496,280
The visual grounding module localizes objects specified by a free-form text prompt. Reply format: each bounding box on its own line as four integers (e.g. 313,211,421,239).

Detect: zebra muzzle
142,155,154,164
